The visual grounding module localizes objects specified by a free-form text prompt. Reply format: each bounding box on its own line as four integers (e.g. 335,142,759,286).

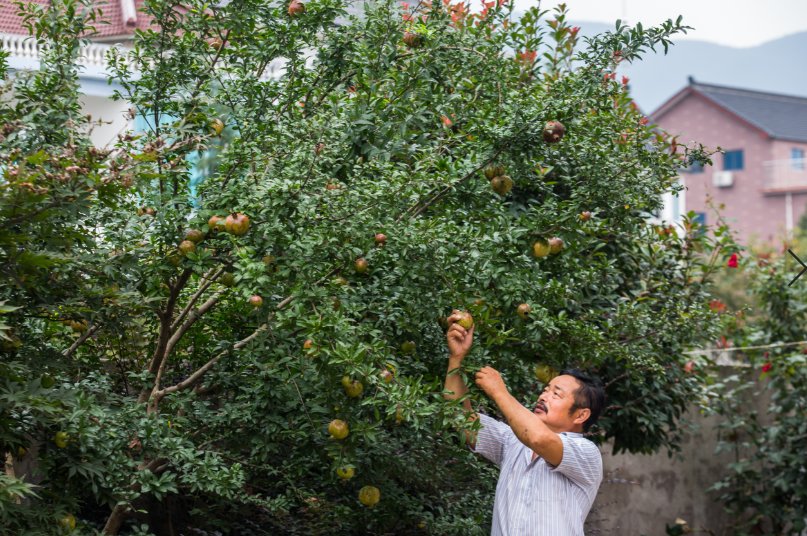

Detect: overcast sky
502,0,807,48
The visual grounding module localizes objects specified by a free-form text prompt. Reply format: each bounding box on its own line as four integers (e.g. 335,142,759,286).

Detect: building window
792,148,805,170
723,150,744,171
691,211,706,236
688,160,704,173
134,112,204,201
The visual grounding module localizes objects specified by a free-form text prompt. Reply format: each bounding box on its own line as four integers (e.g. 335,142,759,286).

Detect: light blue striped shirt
471,413,602,535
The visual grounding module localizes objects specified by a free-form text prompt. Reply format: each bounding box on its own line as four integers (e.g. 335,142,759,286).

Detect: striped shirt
471,413,602,535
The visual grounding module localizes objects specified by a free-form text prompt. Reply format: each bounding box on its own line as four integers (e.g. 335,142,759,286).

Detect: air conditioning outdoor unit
712,171,734,188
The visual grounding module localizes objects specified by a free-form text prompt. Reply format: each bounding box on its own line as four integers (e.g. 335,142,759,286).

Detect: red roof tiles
0,0,151,39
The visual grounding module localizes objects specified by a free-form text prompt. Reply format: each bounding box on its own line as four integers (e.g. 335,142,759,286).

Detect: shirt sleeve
469,413,513,467
549,434,603,491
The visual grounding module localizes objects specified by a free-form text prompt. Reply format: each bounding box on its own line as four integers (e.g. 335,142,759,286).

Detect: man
443,310,605,536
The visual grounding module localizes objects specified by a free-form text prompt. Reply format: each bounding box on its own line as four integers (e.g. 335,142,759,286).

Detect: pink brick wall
655,92,807,246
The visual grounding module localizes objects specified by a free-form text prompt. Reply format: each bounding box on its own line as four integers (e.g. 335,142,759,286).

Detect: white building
0,0,151,147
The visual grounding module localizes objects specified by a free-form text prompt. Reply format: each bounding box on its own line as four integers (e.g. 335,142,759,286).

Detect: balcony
763,159,807,193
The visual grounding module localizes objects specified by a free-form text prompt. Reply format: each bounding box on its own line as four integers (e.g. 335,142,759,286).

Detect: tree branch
170,267,225,332
149,291,223,407
62,323,101,358
154,322,270,401
138,268,193,404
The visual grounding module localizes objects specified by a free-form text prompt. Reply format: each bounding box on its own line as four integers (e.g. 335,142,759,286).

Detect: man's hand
475,366,508,399
446,309,474,361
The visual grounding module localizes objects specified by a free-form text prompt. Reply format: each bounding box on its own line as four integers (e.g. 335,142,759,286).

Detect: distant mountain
563,21,807,114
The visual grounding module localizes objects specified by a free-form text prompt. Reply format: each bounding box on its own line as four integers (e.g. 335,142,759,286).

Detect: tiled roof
0,0,151,39
692,82,807,143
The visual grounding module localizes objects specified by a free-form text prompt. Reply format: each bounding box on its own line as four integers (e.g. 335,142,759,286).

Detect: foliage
705,246,807,535
0,0,727,533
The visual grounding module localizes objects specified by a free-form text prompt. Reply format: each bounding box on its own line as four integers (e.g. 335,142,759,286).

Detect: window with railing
792,148,805,170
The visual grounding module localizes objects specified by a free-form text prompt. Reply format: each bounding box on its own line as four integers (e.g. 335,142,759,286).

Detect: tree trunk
102,504,129,535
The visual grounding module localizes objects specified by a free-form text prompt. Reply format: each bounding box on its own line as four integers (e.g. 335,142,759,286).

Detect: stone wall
586,407,735,536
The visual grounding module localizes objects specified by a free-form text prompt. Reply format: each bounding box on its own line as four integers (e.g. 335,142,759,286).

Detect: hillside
568,21,807,113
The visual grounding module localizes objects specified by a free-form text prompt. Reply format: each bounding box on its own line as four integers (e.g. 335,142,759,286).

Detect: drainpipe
121,0,137,27
786,192,794,237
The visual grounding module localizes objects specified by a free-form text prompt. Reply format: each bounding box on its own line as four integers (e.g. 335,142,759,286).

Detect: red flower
709,299,726,313
621,75,630,86
716,335,732,349
517,49,537,64
727,253,739,268
569,26,580,37
762,362,772,373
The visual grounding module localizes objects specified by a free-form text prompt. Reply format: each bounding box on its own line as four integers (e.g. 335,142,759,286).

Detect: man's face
533,374,587,433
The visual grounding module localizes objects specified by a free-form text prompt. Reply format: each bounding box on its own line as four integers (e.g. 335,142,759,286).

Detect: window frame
723,149,744,171
792,148,805,171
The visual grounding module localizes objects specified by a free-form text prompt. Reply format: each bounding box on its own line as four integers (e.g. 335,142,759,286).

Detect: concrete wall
586,407,735,536
80,93,131,149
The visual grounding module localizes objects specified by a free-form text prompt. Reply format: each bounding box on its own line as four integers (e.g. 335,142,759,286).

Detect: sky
505,0,807,48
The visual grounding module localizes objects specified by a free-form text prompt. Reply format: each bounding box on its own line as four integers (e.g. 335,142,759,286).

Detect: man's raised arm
443,309,478,447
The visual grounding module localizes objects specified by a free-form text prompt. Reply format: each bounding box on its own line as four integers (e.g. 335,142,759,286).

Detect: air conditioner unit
712,171,734,188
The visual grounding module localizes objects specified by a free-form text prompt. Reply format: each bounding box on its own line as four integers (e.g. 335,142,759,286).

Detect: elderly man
443,310,605,536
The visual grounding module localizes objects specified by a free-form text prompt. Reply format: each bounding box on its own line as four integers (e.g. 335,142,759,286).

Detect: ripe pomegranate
178,240,196,255
342,376,364,398
249,295,263,308
354,257,369,274
336,466,355,480
380,368,394,384
287,0,305,16
517,303,531,319
303,339,313,350
534,364,557,384
455,311,474,329
185,229,204,243
54,431,70,448
374,233,387,246
328,419,349,439
484,164,505,180
209,118,225,136
579,211,592,222
208,214,224,231
359,485,381,507
543,120,566,144
225,212,250,236
548,237,564,254
490,175,513,196
403,31,423,48
532,239,551,258
59,513,77,531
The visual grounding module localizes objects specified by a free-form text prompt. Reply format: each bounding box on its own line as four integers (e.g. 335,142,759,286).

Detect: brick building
652,78,807,245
